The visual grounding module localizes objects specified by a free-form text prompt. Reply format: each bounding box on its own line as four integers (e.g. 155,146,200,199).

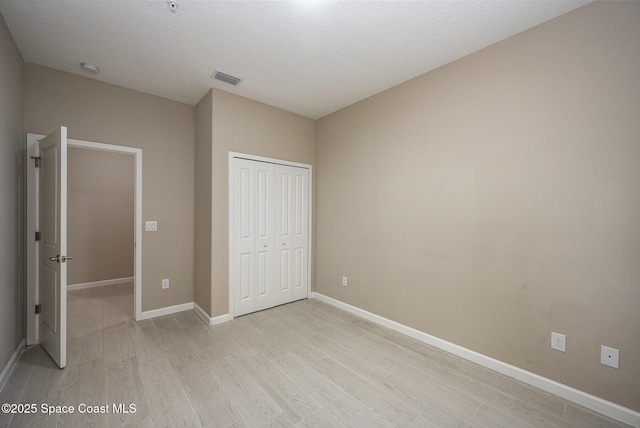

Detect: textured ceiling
0,0,590,119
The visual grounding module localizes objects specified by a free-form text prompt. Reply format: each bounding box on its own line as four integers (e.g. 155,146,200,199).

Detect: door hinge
35,231,41,241
35,304,41,314
30,156,42,168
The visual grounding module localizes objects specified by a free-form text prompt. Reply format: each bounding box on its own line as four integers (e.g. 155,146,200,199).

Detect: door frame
228,152,312,320
27,133,143,344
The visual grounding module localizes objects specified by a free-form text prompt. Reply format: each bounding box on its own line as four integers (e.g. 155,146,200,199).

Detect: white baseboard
68,277,134,291
311,292,640,427
194,303,229,326
139,301,230,325
193,303,209,324
211,313,230,326
0,339,25,393
139,302,194,320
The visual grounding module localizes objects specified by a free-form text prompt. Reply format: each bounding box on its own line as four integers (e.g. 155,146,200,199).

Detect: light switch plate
145,221,158,232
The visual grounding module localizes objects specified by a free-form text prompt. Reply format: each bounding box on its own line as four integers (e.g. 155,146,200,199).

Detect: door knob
264,244,268,248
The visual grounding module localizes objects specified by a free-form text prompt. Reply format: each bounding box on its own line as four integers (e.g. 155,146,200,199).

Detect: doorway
26,133,143,347
66,147,135,289
66,147,135,342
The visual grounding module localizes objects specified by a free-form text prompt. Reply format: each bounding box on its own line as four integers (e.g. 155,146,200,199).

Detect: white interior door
233,159,256,317
274,165,309,305
233,158,276,316
39,127,68,368
253,163,275,311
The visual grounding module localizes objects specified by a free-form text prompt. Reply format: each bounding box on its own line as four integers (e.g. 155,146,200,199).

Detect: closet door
233,158,275,316
274,165,309,305
253,162,275,311
232,157,309,317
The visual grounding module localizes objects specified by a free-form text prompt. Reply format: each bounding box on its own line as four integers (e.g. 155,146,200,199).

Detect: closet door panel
233,159,257,316
276,165,309,304
254,163,275,311
239,253,253,302
291,168,309,300
274,166,292,305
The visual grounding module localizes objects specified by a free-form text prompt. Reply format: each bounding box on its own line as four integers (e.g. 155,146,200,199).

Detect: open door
38,127,69,368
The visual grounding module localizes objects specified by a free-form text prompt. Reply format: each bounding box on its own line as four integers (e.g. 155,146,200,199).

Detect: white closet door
290,167,309,301
254,162,275,311
233,159,256,317
232,157,309,317
275,165,309,305
233,158,275,316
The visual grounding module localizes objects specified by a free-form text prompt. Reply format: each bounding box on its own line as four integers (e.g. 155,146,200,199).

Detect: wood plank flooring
0,282,632,427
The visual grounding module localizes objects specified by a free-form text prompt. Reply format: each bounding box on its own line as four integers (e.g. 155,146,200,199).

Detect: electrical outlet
162,278,169,289
342,276,348,286
551,332,566,352
600,346,619,369
145,221,158,232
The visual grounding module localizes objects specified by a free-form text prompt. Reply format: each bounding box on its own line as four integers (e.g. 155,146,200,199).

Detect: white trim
228,151,313,320
60,127,68,368
230,152,312,170
193,303,210,325
0,340,25,392
228,154,233,320
194,303,230,326
67,277,134,291
26,133,144,337
210,313,230,326
139,302,194,320
311,292,640,427
26,136,39,345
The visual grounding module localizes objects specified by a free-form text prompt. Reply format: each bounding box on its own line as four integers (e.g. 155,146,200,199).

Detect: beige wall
316,1,640,411
199,89,316,317
194,90,213,314
24,64,195,312
67,147,134,285
0,13,24,376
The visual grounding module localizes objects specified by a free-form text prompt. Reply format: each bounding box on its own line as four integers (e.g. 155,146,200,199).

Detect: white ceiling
1,0,590,119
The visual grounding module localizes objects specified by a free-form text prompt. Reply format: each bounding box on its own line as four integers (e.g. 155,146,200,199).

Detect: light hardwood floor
0,282,632,427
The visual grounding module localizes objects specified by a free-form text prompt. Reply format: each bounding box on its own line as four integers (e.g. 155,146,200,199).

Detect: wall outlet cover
551,332,566,352
145,221,158,232
162,278,170,289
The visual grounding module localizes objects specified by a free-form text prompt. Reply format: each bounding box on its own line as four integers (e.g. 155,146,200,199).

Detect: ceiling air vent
212,70,242,86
